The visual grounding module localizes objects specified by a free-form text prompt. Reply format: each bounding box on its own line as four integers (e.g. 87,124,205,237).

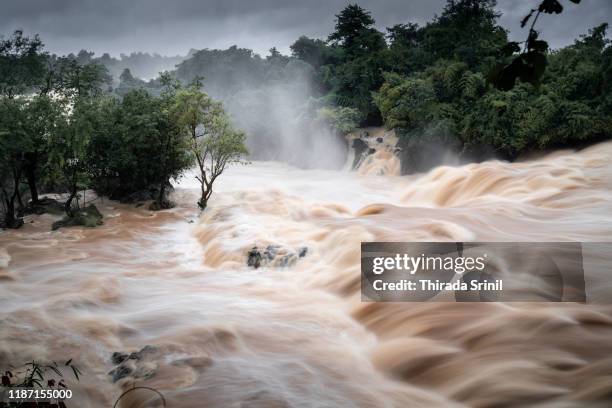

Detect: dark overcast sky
1,0,610,57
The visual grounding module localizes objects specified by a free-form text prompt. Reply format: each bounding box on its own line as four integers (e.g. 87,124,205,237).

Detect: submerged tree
175,84,247,210
150,73,192,209
49,97,93,217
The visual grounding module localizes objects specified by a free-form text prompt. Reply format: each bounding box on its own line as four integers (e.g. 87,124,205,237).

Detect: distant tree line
287,0,610,171
106,0,610,172
0,31,246,229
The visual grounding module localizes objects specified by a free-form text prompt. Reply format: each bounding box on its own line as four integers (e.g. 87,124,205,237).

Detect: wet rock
25,198,64,216
396,130,462,175
51,204,103,231
351,138,369,169
247,245,308,268
111,352,129,365
148,200,175,211
264,245,280,260
109,346,159,383
279,254,297,267
247,247,262,269
108,364,133,383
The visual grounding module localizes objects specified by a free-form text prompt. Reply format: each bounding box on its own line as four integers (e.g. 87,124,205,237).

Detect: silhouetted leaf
539,0,563,14
48,365,63,377
521,9,536,28
71,365,81,381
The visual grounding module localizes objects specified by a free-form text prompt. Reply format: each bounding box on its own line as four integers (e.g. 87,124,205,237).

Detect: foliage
174,83,248,209
87,87,192,206
1,359,81,407
375,21,611,160
48,96,95,216
369,0,610,166
489,0,582,90
0,30,46,98
317,106,360,134
321,4,387,123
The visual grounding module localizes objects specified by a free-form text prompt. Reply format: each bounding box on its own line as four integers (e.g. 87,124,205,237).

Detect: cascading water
1,139,612,407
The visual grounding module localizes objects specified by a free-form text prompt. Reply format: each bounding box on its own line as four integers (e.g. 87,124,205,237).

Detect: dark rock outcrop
25,198,65,216
52,205,103,231
111,352,129,365
148,200,175,211
396,131,462,175
108,345,159,383
351,138,370,169
247,245,309,269
247,247,263,268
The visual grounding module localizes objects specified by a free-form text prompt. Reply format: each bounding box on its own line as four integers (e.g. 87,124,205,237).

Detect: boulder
396,130,462,175
148,200,175,211
246,245,308,268
25,198,64,216
351,138,370,170
52,205,103,231
247,247,263,268
108,345,159,383
111,352,129,365
108,363,133,383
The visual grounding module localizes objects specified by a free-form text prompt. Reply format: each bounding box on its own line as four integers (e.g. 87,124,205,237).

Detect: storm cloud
1,0,610,57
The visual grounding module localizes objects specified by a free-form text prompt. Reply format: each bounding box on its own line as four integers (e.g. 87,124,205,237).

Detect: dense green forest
0,34,246,228
1,0,611,228
114,0,610,169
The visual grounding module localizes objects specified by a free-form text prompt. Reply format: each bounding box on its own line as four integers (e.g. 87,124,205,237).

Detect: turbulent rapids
2,140,612,407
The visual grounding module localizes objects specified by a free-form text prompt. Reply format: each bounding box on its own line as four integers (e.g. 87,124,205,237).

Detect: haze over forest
3,0,611,59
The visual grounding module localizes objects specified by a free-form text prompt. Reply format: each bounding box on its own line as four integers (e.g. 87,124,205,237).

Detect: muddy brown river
2,141,612,407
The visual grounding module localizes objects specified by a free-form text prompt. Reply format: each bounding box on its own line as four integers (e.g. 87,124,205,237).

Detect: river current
2,141,612,407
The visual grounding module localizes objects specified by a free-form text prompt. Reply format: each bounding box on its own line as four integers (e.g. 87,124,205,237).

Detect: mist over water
2,138,612,407
181,55,349,170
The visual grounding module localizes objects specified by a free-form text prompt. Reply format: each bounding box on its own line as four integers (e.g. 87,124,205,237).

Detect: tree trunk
3,198,16,228
24,154,39,204
16,186,24,216
198,191,207,210
198,185,213,210
158,182,166,207
65,189,77,217
2,191,22,229
198,186,208,210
